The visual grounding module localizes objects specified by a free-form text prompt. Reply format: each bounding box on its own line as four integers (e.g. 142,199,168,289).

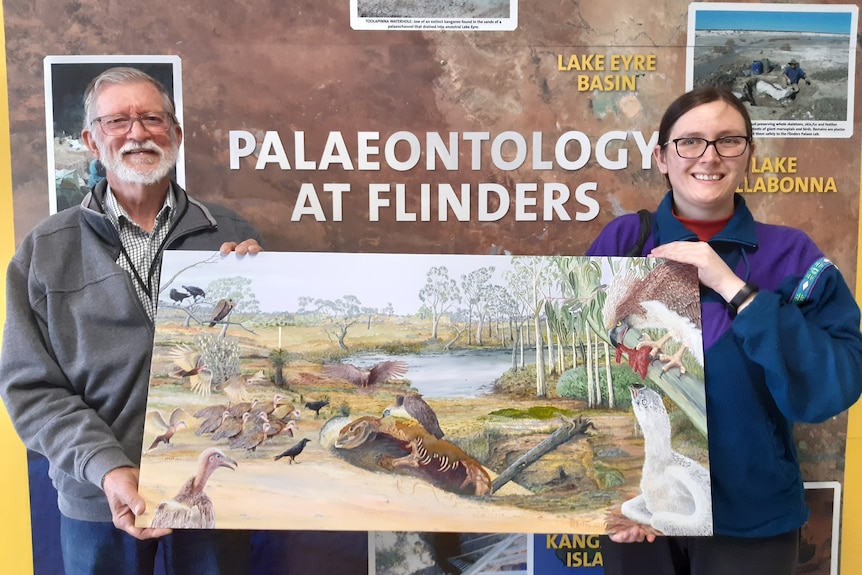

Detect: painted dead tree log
491,415,595,494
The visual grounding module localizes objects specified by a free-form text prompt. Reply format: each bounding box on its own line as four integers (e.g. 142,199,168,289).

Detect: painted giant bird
383,394,444,439
149,448,237,529
208,298,235,327
602,260,702,375
322,360,408,390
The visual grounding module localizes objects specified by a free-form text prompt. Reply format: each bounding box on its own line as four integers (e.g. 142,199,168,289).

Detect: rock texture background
6,0,860,276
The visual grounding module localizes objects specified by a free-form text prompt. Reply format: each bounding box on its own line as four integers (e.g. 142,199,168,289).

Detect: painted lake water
341,348,537,398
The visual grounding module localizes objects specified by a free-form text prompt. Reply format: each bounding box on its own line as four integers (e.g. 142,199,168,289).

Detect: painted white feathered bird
602,260,703,373
622,384,712,535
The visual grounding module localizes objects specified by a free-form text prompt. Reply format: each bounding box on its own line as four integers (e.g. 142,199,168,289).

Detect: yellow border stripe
842,140,862,573
0,7,859,575
0,3,33,574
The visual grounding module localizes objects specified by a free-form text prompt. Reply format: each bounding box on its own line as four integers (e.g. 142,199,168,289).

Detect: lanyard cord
98,190,190,300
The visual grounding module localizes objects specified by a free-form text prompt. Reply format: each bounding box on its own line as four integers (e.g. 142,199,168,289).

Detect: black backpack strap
624,209,653,257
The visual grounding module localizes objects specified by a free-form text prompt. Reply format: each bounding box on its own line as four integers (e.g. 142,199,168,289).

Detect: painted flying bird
208,298,235,327
274,437,311,464
322,360,408,390
169,288,191,304
168,344,213,395
146,408,189,450
150,448,237,529
218,374,252,403
216,370,268,404
304,399,330,418
602,260,703,374
383,394,444,439
183,285,206,300
215,372,265,404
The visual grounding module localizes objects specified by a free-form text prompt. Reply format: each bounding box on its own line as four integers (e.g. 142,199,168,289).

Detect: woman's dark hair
657,87,753,146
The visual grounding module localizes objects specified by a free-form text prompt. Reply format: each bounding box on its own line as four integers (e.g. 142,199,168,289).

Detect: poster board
1,0,861,573
137,251,707,535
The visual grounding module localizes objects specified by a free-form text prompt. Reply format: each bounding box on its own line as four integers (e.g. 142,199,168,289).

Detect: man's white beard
97,139,178,185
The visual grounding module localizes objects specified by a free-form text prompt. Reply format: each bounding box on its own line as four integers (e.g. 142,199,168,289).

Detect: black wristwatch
728,282,758,315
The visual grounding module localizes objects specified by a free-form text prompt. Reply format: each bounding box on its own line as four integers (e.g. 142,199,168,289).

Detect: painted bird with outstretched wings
168,344,213,395
322,360,408,390
146,408,189,450
602,260,702,375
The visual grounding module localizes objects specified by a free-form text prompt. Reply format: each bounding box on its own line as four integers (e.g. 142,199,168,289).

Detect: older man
0,67,261,574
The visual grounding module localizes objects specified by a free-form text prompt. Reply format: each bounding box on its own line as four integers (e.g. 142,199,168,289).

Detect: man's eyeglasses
91,112,175,136
663,136,751,159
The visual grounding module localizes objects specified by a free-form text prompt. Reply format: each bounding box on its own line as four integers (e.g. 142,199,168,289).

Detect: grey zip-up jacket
0,181,264,521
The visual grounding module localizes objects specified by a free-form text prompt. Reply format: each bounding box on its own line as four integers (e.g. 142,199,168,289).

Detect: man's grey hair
82,67,176,130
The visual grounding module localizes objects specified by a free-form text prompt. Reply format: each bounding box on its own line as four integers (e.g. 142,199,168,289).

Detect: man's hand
102,467,171,540
805,79,811,85
219,239,263,255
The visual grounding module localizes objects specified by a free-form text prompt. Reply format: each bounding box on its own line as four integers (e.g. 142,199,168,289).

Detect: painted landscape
136,251,709,534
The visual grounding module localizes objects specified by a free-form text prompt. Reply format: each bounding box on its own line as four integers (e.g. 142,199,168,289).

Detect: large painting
136,251,709,534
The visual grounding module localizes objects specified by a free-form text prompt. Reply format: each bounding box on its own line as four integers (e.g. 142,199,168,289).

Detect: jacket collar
80,179,217,247
654,190,758,249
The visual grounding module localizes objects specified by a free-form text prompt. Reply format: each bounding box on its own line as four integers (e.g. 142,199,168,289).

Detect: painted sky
159,251,523,315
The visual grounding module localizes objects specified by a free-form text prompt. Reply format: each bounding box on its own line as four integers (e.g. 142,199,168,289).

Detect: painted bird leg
658,345,689,375
636,333,673,358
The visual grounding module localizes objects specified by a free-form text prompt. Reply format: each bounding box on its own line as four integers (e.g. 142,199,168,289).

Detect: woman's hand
649,241,746,303
608,526,657,543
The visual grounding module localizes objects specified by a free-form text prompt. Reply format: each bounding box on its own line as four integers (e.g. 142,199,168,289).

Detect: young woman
587,87,862,575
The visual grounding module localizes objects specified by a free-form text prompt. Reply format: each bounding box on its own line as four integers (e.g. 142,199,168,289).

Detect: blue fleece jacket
0,181,264,522
587,191,862,537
